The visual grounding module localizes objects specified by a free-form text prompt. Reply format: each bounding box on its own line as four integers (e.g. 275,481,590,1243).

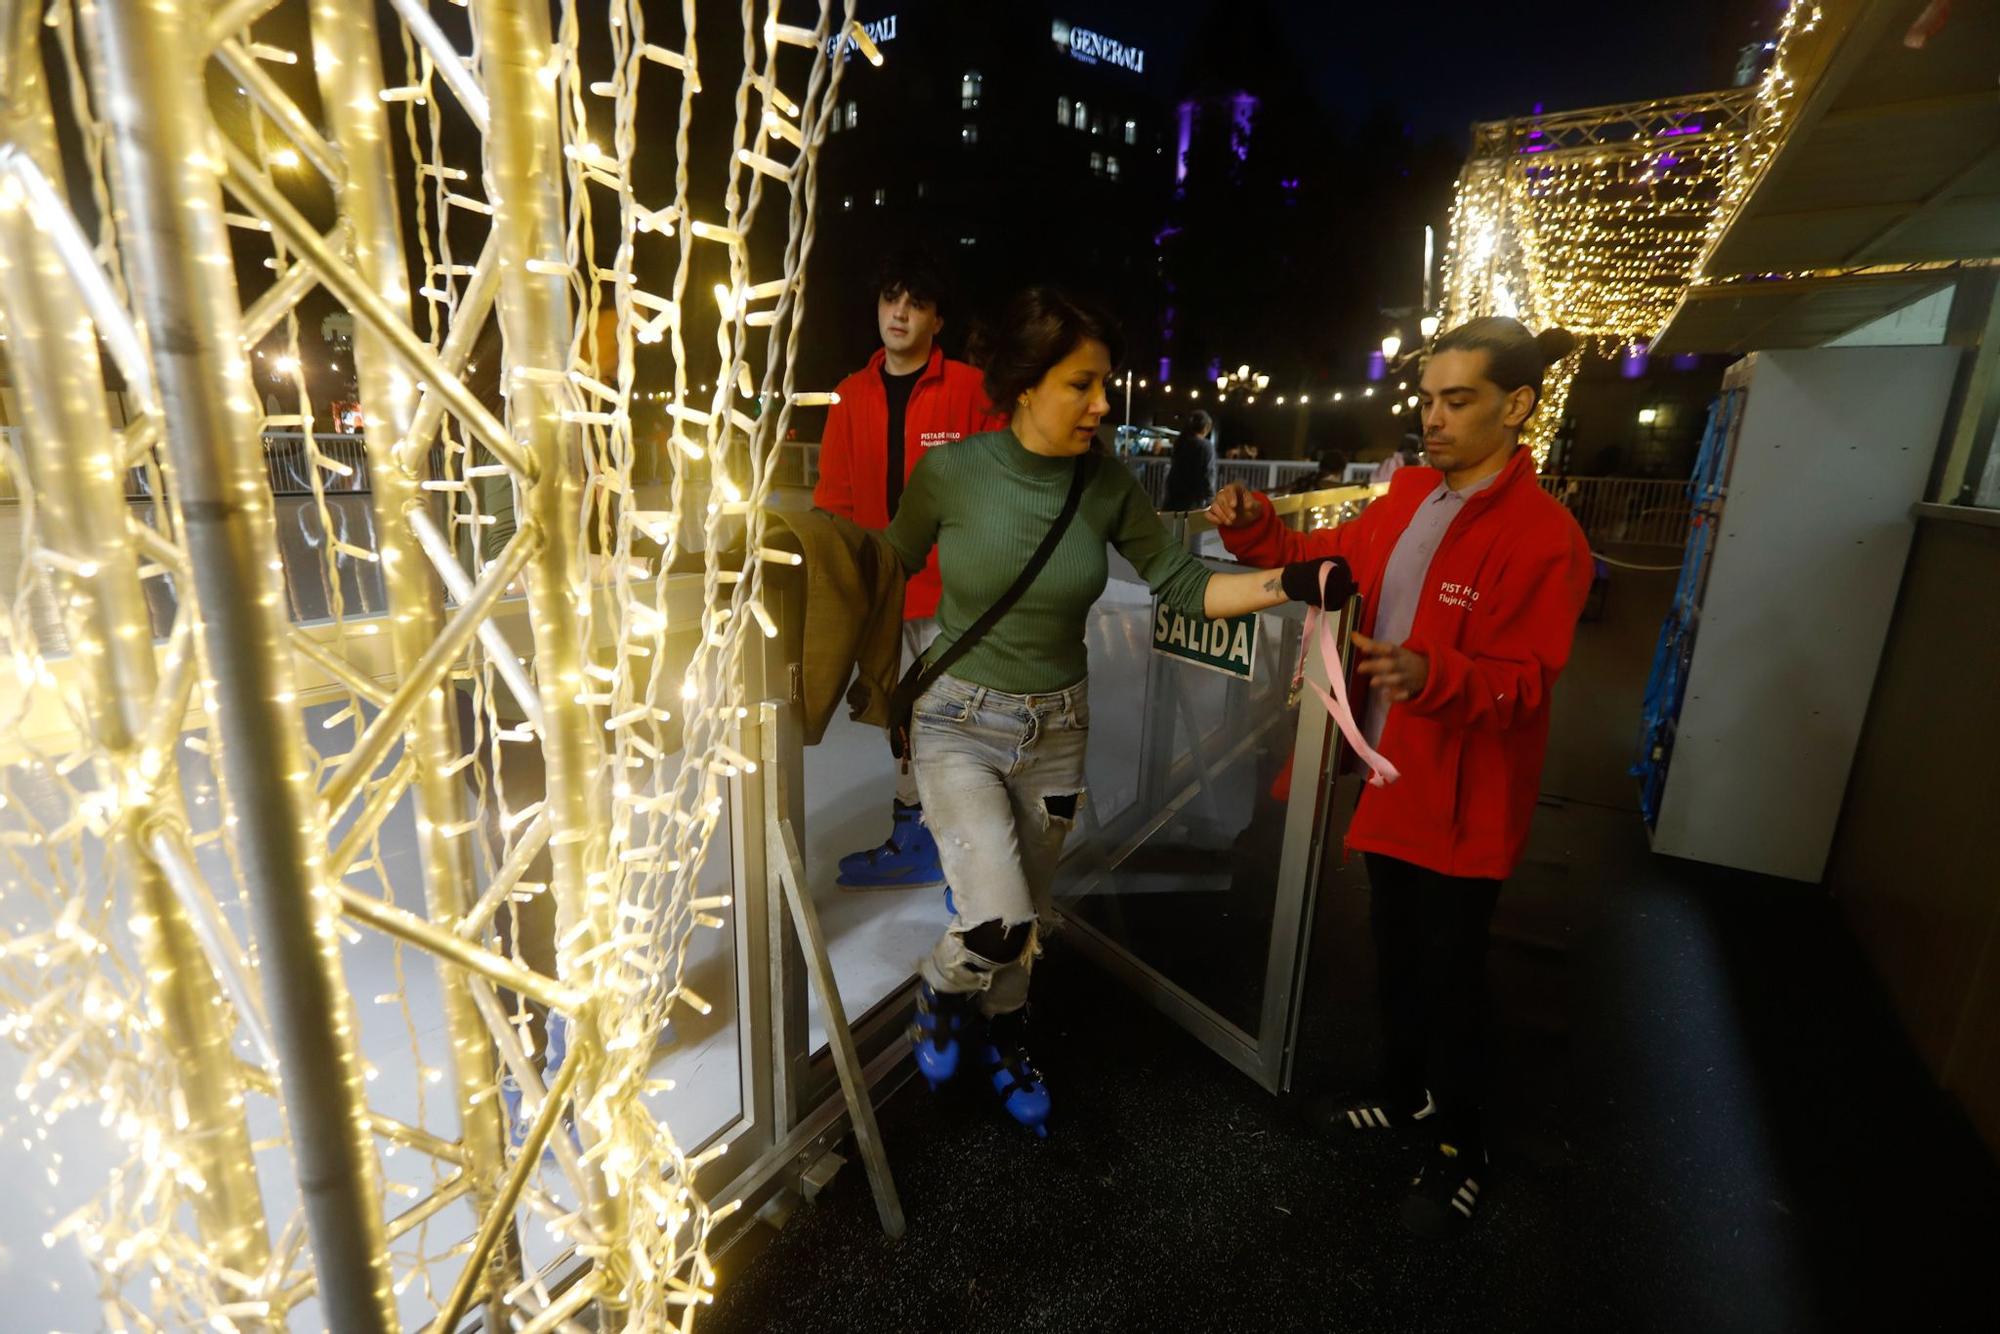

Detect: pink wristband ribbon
1298,562,1400,788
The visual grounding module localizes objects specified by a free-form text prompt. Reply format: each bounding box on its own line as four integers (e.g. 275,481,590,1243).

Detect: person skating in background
1208,317,1591,1237
814,246,1005,894
1162,408,1219,511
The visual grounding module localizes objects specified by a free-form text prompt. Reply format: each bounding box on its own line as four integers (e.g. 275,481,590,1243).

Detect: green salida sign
1151,601,1258,680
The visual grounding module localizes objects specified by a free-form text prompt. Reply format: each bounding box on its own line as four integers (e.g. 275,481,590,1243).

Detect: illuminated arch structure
0,0,869,1327
1435,0,1834,471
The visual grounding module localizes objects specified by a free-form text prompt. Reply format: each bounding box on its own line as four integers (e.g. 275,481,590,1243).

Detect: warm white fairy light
1434,32,1817,464
1,0,860,1327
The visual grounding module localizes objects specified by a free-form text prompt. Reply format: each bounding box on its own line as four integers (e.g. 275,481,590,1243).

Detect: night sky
1056,0,1769,142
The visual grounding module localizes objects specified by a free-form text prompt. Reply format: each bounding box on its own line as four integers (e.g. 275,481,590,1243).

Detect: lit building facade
803,7,1175,382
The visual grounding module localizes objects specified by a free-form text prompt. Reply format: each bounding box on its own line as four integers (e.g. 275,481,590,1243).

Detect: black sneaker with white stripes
1399,1138,1488,1239
1299,1088,1437,1140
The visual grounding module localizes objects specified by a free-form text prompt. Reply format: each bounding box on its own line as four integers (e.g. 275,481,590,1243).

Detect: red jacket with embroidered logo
813,345,1004,620
1221,447,1592,880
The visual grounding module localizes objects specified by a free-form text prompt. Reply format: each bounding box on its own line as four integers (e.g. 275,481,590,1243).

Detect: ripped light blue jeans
912,672,1089,1016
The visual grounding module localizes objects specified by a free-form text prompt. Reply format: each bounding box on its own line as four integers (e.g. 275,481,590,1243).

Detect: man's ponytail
1533,326,1579,368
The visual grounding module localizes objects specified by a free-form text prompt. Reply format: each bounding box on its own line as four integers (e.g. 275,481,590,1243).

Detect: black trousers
1366,853,1501,1140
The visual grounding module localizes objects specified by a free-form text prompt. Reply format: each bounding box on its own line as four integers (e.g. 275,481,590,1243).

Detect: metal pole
334,885,584,1014
304,4,524,1311
431,1052,585,1334
82,0,395,1325
0,0,273,1312
470,0,628,1291
1423,223,1435,313
319,528,537,819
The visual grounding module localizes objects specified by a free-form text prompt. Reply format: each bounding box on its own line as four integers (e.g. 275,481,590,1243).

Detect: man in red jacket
815,248,1004,890
1210,317,1592,1239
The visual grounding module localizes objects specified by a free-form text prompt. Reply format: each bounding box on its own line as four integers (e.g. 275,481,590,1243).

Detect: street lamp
1419,314,1440,340
1380,333,1403,362
1215,365,1268,403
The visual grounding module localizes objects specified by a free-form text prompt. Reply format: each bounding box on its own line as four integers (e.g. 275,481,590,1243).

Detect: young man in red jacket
1209,317,1593,1239
816,248,1004,890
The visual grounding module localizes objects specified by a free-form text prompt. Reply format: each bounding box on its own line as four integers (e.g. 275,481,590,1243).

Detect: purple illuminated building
1176,91,1261,185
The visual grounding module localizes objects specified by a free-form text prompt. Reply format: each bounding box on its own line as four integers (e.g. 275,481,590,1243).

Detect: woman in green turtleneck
883,286,1345,1135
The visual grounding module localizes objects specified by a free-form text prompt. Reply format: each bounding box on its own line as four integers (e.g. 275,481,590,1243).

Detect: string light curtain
0,0,867,1328
1438,2,1824,463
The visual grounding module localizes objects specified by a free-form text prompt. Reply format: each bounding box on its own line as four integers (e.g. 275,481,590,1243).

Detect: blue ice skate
911,981,977,1090
838,801,946,889
978,1009,1052,1139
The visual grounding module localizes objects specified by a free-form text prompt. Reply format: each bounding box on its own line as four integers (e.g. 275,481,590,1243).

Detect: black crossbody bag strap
889,453,1094,757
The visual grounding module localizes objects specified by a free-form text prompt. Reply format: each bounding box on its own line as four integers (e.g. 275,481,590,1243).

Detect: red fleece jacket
812,346,1004,620
1222,447,1592,879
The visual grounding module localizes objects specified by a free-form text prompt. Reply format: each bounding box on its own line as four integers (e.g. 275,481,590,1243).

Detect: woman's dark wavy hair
970,285,1126,418
1431,317,1579,416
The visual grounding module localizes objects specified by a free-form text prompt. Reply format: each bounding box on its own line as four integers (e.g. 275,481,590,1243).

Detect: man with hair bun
1209,316,1593,1238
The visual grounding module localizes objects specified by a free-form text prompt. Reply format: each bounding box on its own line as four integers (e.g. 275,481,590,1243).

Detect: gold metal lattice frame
0,0,868,1327
1437,77,1782,463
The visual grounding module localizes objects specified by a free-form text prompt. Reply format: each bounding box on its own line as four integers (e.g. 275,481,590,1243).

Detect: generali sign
1052,19,1145,75
828,14,898,60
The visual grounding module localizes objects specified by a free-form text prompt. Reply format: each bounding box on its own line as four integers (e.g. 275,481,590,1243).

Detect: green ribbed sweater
883,430,1213,693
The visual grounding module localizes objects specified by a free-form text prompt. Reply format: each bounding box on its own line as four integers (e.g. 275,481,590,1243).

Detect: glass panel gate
1052,493,1371,1093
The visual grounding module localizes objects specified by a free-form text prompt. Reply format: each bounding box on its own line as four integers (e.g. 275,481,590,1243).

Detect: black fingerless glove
1280,556,1355,608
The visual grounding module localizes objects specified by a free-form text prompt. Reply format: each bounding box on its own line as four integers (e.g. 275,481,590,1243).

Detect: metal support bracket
762,757,905,1239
